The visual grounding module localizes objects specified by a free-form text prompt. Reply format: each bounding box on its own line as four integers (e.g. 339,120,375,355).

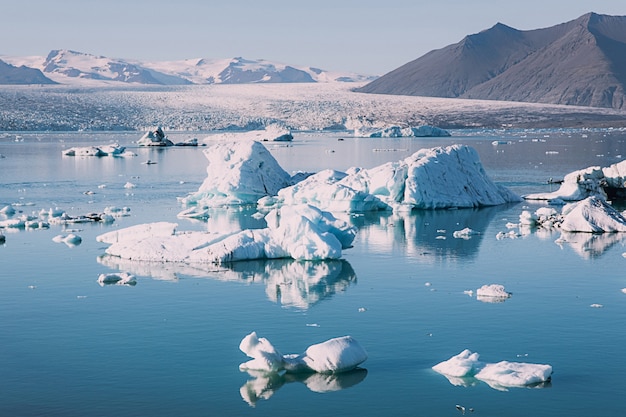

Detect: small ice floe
103,206,131,217
590,303,604,308
432,349,552,391
175,138,198,147
97,272,136,286
452,227,479,239
476,284,511,303
251,212,265,220
142,159,157,165
52,233,82,247
463,290,474,297
358,307,367,312
496,230,520,239
62,144,133,157
239,331,367,374
124,182,136,189
621,288,626,294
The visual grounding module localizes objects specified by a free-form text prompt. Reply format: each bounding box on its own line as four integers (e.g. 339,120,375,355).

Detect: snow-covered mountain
0,58,56,85
1,50,376,86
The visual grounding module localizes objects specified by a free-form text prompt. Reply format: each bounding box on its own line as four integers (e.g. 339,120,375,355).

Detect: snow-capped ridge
1,50,375,86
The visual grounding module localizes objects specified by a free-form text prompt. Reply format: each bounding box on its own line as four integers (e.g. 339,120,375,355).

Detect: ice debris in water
52,233,82,247
97,272,136,286
432,349,552,391
520,196,626,232
239,331,367,374
452,227,479,239
476,284,511,302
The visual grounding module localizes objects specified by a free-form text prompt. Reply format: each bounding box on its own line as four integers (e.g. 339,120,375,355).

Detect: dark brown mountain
357,13,626,109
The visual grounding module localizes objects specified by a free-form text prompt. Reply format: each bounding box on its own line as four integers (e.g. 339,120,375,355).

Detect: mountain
357,13,626,109
0,59,56,85
0,50,375,86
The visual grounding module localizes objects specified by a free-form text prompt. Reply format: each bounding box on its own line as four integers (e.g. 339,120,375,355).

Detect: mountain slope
357,12,626,109
0,59,56,85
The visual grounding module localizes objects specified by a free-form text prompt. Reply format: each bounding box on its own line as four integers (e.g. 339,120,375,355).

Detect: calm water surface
2,129,626,416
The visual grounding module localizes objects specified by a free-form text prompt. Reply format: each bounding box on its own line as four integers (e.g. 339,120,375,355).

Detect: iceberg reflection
239,368,368,407
555,231,626,259
350,205,505,262
97,255,356,309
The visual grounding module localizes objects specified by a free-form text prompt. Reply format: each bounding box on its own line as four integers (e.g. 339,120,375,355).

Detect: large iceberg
525,159,626,201
97,205,356,263
239,332,368,374
261,144,521,212
180,140,295,208
432,349,552,391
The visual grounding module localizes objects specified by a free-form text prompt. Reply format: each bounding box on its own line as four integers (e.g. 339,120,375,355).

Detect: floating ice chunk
432,349,480,377
62,146,105,157
299,336,368,373
103,206,131,217
476,284,511,302
433,350,552,390
97,272,136,286
239,332,367,374
475,360,553,389
453,227,479,239
124,182,136,189
239,332,286,373
52,233,82,247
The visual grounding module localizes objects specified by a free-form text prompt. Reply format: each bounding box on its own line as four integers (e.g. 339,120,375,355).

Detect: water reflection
97,255,356,309
350,205,508,262
240,368,368,407
436,372,551,392
555,231,626,258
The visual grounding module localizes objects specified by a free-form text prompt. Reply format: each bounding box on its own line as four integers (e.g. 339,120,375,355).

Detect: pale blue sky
2,0,624,75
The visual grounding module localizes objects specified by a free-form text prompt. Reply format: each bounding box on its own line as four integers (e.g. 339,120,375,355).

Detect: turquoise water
2,129,626,416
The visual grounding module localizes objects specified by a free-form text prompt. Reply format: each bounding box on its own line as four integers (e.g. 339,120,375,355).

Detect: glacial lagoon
2,128,626,416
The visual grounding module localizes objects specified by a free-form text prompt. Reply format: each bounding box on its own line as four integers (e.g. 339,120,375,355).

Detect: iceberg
355,125,451,138
263,144,520,212
525,158,626,201
433,349,552,391
476,284,511,302
239,331,367,374
97,205,356,263
180,140,294,207
137,126,174,147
